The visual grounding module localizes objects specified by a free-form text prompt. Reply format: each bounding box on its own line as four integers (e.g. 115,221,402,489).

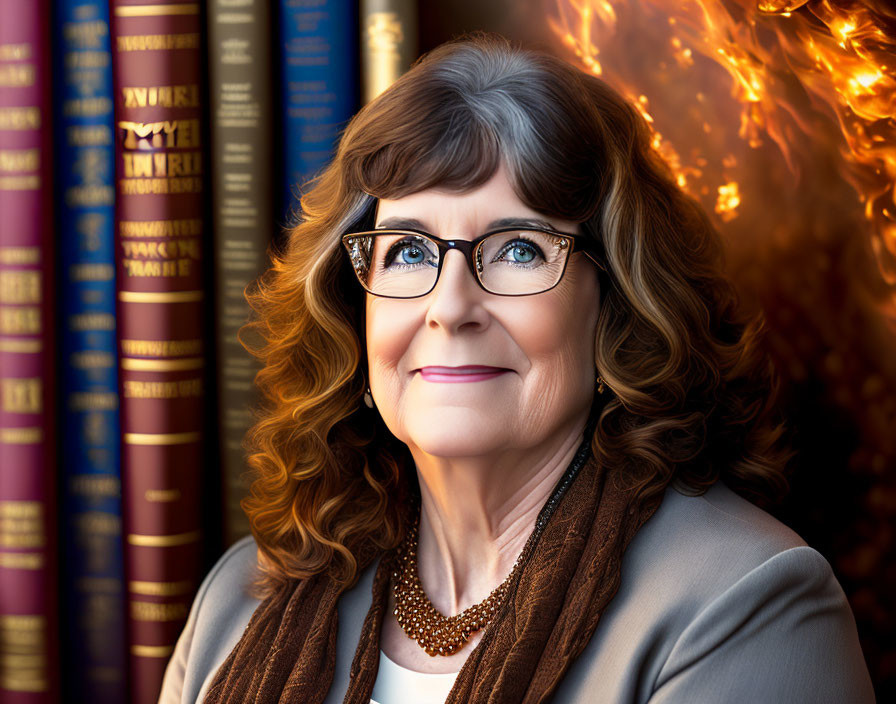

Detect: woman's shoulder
651,478,809,566
551,479,875,703
159,535,264,703
619,478,823,622
197,534,263,606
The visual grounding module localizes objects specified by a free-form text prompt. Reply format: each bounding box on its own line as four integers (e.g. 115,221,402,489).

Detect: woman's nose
423,250,490,331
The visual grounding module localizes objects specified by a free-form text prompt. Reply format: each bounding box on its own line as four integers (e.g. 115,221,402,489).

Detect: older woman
160,33,874,704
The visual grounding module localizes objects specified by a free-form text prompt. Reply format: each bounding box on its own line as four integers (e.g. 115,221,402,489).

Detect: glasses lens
345,232,440,297
478,230,570,294
343,230,573,297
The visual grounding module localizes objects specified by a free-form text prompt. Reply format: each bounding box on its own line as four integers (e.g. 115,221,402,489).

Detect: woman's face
365,164,601,459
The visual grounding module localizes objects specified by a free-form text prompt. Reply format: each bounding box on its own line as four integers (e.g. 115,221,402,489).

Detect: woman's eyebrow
375,216,428,230
374,216,560,231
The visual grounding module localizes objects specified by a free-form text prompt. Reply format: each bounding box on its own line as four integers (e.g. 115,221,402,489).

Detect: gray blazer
159,480,876,703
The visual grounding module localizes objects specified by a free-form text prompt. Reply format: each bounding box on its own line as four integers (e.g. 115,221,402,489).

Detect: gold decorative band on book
120,357,204,371
123,431,200,445
0,427,42,444
0,338,41,353
0,552,44,569
118,290,204,303
130,644,175,658
114,3,199,17
128,530,200,547
129,579,193,596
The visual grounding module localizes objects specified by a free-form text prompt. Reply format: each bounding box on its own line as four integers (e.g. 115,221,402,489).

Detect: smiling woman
159,32,874,704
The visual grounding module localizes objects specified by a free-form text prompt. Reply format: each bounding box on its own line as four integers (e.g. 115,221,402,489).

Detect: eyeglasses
341,227,605,299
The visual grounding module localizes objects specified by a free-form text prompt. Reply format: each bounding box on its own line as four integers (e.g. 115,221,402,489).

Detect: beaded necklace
390,438,594,656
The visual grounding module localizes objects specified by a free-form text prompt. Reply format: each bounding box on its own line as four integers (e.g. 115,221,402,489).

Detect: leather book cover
360,0,418,104
277,0,359,219
53,0,127,701
109,2,208,702
207,0,273,546
0,0,60,701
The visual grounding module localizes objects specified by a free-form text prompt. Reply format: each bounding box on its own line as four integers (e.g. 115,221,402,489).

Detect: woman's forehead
372,167,579,234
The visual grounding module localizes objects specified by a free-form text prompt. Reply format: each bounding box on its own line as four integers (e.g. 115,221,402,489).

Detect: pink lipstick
417,365,510,383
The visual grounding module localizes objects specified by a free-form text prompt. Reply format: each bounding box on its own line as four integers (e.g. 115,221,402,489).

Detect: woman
160,33,874,703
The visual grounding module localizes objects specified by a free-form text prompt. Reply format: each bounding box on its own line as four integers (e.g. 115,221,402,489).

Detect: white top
369,649,459,704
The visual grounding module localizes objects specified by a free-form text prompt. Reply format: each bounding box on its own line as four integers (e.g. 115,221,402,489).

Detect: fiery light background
544,0,894,691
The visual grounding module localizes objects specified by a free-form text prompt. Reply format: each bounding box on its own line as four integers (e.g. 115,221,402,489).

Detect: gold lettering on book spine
145,488,182,502
0,307,40,334
117,33,200,51
122,84,199,108
117,119,200,149
129,580,193,596
0,427,42,444
67,125,112,146
0,614,47,692
1,378,41,413
0,552,43,569
0,501,44,549
364,12,405,102
0,271,41,304
122,379,202,398
0,44,31,60
0,107,40,130
119,218,201,238
70,474,120,498
0,65,35,88
0,149,39,172
121,338,202,356
130,601,188,622
69,312,115,330
0,247,39,265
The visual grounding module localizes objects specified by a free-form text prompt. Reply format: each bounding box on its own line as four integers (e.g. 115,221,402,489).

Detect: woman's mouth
417,365,511,383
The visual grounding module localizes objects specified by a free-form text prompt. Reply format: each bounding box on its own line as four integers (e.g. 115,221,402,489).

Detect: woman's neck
409,420,589,617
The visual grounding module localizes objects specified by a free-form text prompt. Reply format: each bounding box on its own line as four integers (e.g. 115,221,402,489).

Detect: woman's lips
417,365,511,383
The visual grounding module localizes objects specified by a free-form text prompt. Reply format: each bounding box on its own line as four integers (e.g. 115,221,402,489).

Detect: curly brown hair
239,32,794,599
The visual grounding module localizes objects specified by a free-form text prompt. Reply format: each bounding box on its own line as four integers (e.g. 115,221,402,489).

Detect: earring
596,375,606,394
363,386,374,408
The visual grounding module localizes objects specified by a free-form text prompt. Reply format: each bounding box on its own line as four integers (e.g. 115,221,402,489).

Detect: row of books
0,1,417,702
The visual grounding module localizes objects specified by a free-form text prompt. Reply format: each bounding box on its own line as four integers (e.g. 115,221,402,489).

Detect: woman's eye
494,238,543,265
384,238,435,268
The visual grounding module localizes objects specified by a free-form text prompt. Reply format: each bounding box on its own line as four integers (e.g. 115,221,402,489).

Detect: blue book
278,0,360,221
53,1,126,701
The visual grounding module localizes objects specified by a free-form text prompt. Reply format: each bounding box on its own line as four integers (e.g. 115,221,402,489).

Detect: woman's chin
400,413,510,459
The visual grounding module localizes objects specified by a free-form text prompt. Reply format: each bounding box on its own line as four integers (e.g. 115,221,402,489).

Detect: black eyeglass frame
341,227,607,299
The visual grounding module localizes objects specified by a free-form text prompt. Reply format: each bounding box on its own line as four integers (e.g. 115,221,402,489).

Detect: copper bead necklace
390,438,594,657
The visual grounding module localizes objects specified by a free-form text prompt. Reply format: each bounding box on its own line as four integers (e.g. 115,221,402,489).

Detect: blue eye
383,237,437,269
494,238,543,265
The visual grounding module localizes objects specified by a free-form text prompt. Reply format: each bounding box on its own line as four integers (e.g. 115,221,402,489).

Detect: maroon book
0,1,59,701
109,2,208,702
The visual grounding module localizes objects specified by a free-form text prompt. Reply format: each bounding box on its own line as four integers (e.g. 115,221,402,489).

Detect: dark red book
0,0,59,701
109,2,208,702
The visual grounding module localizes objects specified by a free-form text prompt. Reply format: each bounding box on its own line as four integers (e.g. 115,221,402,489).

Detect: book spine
360,0,417,104
53,1,127,701
0,0,59,702
108,2,207,702
207,0,272,546
278,0,359,218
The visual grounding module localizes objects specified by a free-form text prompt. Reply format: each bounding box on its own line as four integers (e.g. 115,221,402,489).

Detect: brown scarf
203,442,664,703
